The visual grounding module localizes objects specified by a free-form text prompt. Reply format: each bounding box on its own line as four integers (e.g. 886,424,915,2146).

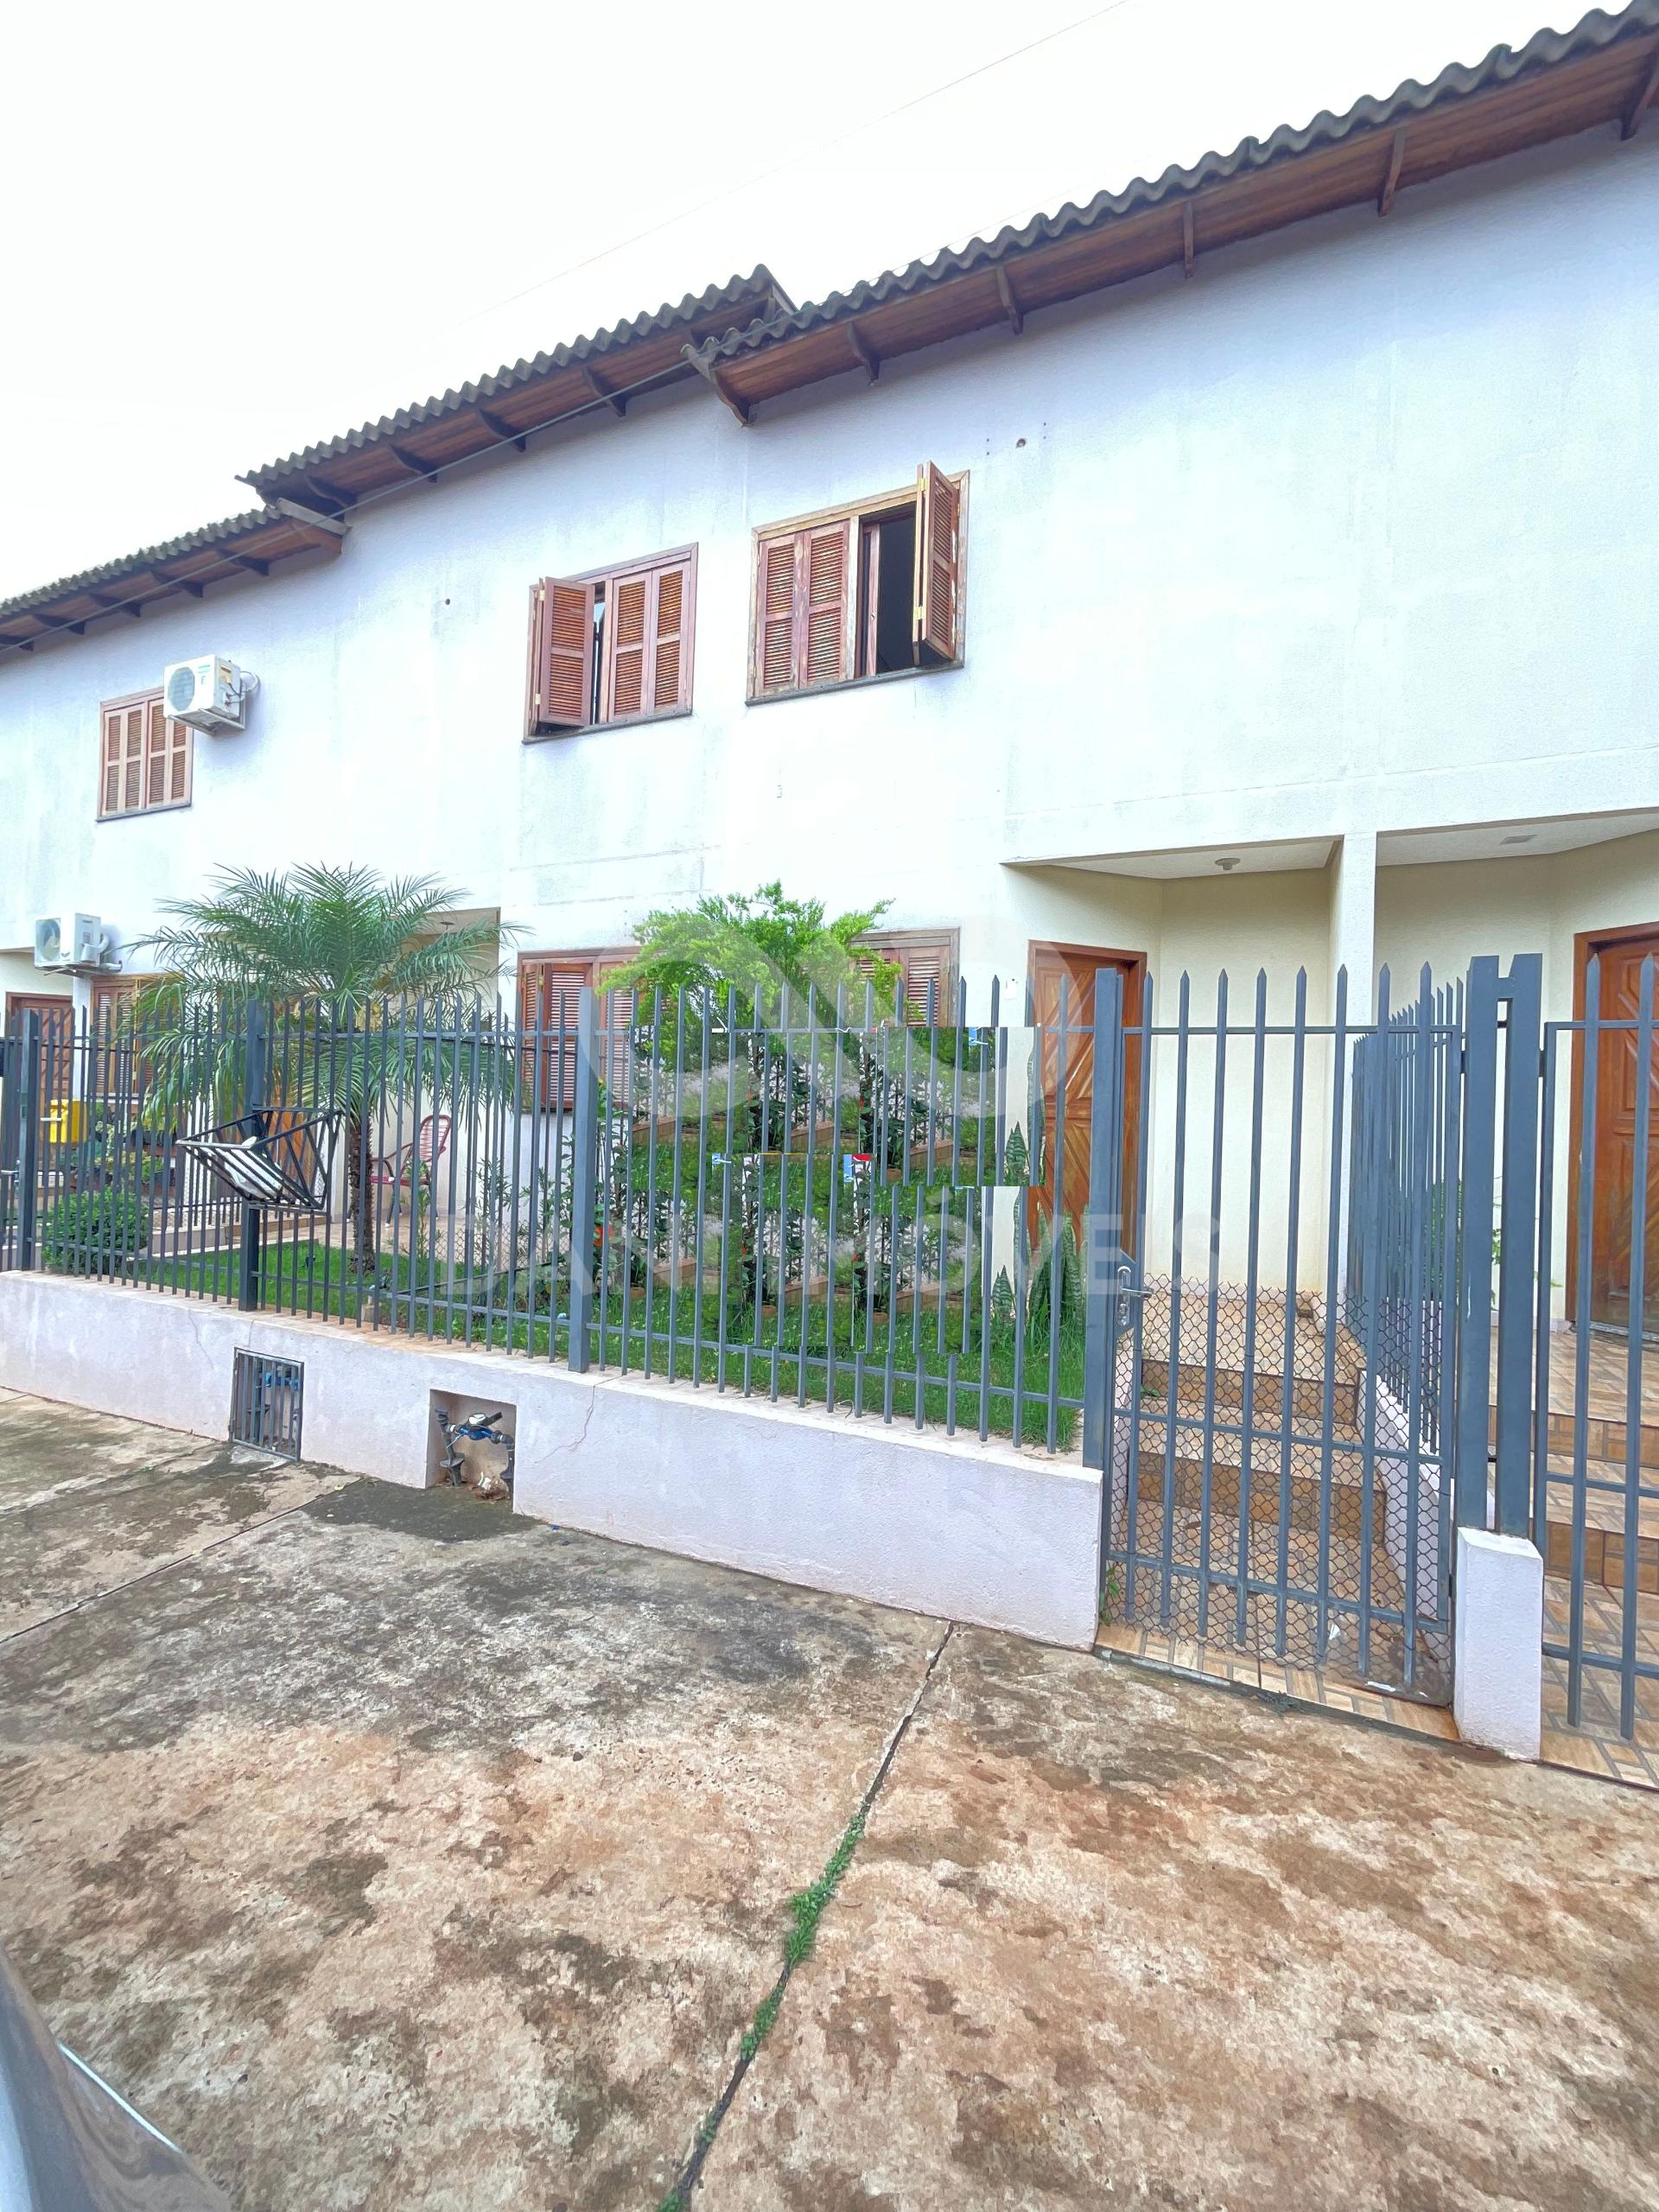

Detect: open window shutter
650,557,691,712
912,463,962,664
533,578,595,732
803,519,853,688
757,534,798,695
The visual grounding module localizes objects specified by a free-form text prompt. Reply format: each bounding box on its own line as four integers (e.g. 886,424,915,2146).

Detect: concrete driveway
0,1385,1654,2210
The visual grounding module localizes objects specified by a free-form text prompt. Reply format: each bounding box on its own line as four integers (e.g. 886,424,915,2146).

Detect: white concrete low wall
0,1273,1101,1648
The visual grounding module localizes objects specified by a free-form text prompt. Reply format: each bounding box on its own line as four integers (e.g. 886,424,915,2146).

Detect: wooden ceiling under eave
709,22,1659,416
245,290,788,513
0,510,345,659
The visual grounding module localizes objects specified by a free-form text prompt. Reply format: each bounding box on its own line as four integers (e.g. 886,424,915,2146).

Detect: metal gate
1089,956,1546,1708
1533,954,1656,1751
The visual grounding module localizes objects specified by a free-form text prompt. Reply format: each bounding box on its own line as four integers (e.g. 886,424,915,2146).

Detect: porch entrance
1093,966,1465,1704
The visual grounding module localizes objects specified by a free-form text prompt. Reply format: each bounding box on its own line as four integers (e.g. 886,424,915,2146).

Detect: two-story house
3,0,1657,1325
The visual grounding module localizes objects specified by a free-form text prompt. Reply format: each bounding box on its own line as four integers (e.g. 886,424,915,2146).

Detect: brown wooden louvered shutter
532,578,595,732
650,556,691,711
593,952,637,1109
803,519,853,688
519,957,590,1108
607,571,650,718
757,535,798,696
864,931,959,1022
119,703,145,814
899,935,957,1023
913,463,963,664
100,709,124,816
169,712,191,804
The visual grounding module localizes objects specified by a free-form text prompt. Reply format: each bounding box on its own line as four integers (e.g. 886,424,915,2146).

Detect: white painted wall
0,1272,1103,1648
1,127,1656,1002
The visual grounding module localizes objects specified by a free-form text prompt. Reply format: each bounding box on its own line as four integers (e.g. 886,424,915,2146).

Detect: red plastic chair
369,1113,451,1190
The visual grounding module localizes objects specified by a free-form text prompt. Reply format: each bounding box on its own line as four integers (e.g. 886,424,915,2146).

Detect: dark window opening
589,586,607,725
857,507,916,677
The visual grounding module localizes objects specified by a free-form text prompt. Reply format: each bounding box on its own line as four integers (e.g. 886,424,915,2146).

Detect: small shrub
41,1190,150,1274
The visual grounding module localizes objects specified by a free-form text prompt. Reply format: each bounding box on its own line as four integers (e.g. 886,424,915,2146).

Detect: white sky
1,0,1562,601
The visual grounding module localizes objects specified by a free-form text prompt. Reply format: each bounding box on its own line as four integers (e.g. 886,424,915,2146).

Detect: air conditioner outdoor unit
33,914,117,971
162,655,258,733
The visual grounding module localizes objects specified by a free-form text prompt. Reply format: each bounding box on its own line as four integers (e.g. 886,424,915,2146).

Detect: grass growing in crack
655,1808,874,2208
784,1811,865,1967
741,1986,783,2062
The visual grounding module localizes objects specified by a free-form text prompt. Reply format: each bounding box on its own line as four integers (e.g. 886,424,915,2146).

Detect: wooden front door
1570,924,1659,1336
1025,941,1146,1255
3,992,74,1100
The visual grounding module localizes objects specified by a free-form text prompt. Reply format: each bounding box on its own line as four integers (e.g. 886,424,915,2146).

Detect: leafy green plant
41,1190,149,1274
131,864,513,1270
1026,1217,1084,1339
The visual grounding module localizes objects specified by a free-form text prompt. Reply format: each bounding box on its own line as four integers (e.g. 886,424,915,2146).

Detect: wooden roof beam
1623,47,1659,138
995,266,1024,334
387,442,439,481
474,405,528,450
1181,201,1195,279
683,344,751,425
294,473,357,512
87,590,144,620
1378,127,1408,216
846,322,880,383
578,362,626,417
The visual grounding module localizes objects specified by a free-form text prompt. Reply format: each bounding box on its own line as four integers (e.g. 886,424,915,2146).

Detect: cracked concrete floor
1,1388,1656,2211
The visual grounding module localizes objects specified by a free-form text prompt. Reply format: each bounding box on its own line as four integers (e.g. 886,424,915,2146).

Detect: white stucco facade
2,124,1655,1030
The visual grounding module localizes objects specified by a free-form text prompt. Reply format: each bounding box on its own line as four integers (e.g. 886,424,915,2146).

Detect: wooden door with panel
1572,924,1659,1336
1024,942,1146,1263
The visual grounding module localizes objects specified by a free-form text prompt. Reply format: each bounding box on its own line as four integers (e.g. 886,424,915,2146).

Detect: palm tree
601,883,901,1320
133,865,507,1270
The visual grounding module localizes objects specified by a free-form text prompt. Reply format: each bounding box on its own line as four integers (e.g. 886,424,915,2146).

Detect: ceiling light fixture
1501,832,1536,846
1215,855,1241,872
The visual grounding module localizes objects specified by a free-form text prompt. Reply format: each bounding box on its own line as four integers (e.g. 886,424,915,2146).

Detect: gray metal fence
4,951,1647,1736
1094,965,1465,1698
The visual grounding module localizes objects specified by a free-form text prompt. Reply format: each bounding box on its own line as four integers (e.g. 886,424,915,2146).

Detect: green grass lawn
143,1236,1084,1448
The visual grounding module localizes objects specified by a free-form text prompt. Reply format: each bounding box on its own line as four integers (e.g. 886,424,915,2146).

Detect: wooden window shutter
803,519,853,688
603,556,692,721
168,710,191,804
912,463,963,664
100,709,124,816
119,703,145,814
864,931,959,1023
650,556,691,712
607,572,650,717
593,952,637,1109
757,534,798,695
519,958,590,1107
532,578,595,732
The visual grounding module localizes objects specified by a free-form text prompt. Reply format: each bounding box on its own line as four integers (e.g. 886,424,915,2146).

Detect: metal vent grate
230,1350,304,1460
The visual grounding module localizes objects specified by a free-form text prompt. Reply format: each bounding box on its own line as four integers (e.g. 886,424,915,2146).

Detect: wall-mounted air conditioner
33,914,118,971
162,656,259,733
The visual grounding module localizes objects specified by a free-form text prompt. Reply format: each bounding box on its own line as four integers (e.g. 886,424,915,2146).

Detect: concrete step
1122,1418,1393,1541
1139,1356,1361,1428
